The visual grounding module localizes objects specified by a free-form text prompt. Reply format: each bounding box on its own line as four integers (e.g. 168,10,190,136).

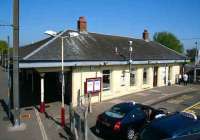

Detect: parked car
139,111,200,140
95,101,167,140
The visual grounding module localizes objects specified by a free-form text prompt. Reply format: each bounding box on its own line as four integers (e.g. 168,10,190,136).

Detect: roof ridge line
23,30,67,60
154,41,187,58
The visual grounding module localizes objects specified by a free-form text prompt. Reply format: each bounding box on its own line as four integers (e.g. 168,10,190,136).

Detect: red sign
85,77,102,95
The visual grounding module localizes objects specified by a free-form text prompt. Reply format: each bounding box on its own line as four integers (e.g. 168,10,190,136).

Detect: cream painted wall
171,65,180,84
157,66,166,87
71,64,181,106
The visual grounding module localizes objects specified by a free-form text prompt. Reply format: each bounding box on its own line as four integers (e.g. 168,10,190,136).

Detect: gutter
19,59,189,68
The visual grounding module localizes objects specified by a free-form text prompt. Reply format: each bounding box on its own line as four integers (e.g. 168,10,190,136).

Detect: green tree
0,40,8,53
153,32,184,53
186,48,198,62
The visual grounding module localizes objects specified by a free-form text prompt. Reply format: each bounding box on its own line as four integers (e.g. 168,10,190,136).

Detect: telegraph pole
13,0,20,126
7,36,11,119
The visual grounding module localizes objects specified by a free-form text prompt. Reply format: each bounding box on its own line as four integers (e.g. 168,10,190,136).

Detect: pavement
0,65,200,140
0,67,73,140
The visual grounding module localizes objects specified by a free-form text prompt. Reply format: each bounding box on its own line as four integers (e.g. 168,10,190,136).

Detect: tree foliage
186,48,198,62
153,32,184,53
0,40,8,53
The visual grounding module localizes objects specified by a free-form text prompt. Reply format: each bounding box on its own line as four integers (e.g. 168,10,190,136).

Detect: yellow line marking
183,101,200,112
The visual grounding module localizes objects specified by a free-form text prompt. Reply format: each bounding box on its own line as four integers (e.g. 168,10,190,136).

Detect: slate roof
20,30,186,62
19,36,53,58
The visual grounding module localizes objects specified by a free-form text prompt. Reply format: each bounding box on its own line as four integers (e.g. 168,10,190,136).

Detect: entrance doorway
44,72,72,105
153,67,158,87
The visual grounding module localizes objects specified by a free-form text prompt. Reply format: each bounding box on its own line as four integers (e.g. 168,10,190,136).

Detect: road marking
34,108,48,140
183,101,200,116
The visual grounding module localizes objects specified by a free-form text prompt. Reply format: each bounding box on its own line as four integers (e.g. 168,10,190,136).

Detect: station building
18,17,188,107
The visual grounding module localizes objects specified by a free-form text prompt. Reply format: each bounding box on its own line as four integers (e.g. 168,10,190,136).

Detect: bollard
69,103,73,132
77,89,81,108
88,93,92,113
84,107,88,140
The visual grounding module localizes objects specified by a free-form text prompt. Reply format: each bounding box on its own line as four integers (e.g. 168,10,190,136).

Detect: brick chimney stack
77,16,87,33
142,29,149,42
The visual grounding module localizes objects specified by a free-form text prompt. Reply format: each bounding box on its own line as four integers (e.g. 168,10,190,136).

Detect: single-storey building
18,17,188,108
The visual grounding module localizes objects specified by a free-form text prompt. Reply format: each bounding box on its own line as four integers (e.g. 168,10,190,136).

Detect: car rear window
105,103,136,119
105,107,126,118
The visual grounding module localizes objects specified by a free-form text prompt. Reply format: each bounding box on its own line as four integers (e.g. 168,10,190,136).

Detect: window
143,68,147,84
121,70,126,86
103,70,110,90
130,68,136,86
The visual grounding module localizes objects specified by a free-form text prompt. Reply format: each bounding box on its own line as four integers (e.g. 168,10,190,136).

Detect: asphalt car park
92,90,200,140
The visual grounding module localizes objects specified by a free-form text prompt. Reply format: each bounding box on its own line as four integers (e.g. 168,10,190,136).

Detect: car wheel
126,128,135,140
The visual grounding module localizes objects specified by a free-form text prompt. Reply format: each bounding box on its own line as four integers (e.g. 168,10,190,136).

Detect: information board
85,77,102,95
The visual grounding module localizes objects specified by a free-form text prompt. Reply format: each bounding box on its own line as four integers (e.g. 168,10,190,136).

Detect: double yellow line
183,101,200,113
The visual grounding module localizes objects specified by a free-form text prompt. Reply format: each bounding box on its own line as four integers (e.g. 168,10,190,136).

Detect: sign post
85,77,101,113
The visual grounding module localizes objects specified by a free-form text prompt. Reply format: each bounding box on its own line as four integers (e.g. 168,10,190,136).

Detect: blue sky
0,0,200,50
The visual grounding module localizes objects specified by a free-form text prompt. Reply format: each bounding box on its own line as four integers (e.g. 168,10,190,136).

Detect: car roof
110,102,141,112
149,112,200,136
113,102,141,108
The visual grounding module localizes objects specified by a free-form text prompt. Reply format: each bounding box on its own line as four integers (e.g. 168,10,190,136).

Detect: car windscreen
105,103,136,119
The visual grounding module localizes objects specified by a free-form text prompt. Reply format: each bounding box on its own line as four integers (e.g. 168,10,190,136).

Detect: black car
140,111,200,140
95,101,166,140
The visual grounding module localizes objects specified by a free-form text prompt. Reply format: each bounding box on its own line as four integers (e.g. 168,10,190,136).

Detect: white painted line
34,108,48,140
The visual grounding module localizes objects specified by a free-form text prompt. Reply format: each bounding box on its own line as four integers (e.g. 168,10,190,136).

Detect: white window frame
143,67,148,84
102,70,110,90
130,68,136,86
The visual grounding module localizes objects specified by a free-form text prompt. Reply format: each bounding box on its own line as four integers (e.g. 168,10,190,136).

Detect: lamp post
61,36,65,127
129,41,133,72
195,42,198,65
45,30,79,127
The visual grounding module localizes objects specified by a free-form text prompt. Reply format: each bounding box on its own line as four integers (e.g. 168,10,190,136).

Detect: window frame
102,70,111,91
130,68,136,86
143,67,148,84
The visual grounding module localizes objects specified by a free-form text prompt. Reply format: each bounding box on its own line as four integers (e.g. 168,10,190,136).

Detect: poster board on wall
85,77,102,95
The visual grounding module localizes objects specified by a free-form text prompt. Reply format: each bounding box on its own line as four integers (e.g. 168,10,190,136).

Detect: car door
123,107,146,130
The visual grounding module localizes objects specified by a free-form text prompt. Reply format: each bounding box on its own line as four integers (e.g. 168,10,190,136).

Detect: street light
45,30,79,127
129,41,133,73
195,42,198,65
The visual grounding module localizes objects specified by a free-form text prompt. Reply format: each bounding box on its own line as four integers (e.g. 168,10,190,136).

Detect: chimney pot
143,29,149,41
77,16,87,33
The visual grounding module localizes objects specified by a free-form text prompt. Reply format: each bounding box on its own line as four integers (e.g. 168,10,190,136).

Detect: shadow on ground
0,99,14,125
